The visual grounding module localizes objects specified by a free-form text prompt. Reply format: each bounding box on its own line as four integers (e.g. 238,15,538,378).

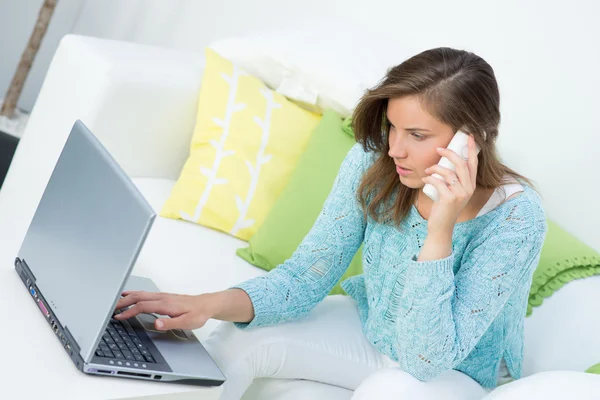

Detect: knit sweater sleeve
231,143,368,329
395,201,547,381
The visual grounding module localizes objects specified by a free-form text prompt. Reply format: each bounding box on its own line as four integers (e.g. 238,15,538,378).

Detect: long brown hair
352,47,536,226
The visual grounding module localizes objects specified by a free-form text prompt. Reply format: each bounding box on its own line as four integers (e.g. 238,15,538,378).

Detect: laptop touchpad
135,313,191,341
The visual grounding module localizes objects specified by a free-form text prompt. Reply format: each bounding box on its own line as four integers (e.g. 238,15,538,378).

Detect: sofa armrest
21,34,204,180
0,34,204,262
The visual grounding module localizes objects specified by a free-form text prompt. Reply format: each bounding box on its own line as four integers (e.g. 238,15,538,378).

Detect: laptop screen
17,121,155,363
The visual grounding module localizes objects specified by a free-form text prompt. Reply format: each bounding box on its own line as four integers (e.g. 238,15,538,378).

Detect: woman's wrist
201,289,254,323
200,291,224,319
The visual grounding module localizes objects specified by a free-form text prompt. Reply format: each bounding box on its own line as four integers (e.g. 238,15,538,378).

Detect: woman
115,47,548,399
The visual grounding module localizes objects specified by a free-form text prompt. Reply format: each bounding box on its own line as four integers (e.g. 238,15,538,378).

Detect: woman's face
387,96,455,189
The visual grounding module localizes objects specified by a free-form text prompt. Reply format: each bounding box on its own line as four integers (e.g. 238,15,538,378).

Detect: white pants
202,295,490,400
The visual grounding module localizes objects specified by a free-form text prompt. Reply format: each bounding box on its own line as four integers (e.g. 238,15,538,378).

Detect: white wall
72,0,347,50
0,0,85,111
8,0,600,250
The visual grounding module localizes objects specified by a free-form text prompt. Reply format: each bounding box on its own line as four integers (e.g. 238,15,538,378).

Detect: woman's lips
396,165,412,176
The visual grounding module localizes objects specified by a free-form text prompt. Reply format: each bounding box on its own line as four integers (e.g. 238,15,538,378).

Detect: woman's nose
388,134,408,159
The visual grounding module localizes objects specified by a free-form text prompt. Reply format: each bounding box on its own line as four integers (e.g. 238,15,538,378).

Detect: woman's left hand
422,135,479,236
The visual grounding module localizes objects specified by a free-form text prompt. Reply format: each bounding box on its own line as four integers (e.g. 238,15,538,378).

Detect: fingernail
156,320,164,329
437,147,443,151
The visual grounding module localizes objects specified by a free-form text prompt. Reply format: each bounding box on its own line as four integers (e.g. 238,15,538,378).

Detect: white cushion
484,371,600,399
523,276,600,376
209,17,419,117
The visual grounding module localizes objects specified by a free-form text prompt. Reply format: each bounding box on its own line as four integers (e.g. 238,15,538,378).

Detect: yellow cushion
160,48,321,241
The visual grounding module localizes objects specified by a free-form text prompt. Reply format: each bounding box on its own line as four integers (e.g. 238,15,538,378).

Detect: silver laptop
14,120,226,386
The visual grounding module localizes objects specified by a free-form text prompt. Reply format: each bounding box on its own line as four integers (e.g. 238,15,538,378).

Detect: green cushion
527,220,600,316
236,110,363,295
586,363,600,374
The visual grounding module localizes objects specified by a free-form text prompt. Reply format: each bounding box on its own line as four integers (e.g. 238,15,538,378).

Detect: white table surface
0,249,223,400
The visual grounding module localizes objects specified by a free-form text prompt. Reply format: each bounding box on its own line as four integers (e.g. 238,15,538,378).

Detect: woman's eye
410,132,425,140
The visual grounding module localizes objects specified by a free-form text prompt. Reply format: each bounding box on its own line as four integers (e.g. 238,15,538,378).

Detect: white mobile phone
422,130,481,202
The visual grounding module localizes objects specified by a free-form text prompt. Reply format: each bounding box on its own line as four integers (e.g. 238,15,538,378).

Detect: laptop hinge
63,326,86,368
14,257,36,287
14,257,86,371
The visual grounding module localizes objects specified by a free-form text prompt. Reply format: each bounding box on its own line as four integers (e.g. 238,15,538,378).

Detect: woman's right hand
114,291,214,331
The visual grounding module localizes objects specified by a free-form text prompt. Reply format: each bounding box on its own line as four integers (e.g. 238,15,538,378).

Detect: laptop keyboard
95,318,156,364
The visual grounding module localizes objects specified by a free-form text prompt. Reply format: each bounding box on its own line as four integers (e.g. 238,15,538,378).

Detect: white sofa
2,34,600,399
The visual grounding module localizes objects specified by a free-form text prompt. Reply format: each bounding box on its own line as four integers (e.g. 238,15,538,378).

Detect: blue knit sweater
233,143,548,389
